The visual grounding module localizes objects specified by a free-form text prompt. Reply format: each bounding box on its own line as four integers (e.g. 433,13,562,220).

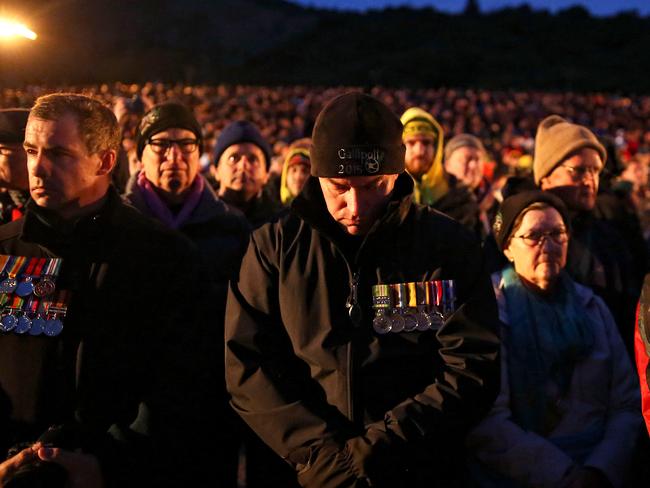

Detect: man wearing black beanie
211,120,282,228
225,92,501,488
126,102,249,487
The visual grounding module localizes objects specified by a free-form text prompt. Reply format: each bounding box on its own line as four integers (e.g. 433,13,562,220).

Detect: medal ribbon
1,255,15,278
7,294,23,313
33,257,47,277
7,256,26,279
37,297,52,318
435,280,443,308
41,257,60,278
26,294,40,315
49,289,70,316
0,255,11,276
407,282,418,308
51,258,63,278
21,257,38,278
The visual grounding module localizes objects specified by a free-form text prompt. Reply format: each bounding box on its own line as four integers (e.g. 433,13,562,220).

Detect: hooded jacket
400,107,448,205
225,173,501,487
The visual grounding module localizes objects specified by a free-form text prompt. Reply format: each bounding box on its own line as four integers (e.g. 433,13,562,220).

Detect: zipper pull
346,272,362,326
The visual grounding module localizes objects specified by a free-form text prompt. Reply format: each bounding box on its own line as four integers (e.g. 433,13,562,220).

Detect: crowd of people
0,83,648,488
2,83,650,169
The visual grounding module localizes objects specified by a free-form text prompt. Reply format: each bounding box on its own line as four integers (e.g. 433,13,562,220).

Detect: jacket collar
493,268,596,322
124,173,232,227
20,187,121,256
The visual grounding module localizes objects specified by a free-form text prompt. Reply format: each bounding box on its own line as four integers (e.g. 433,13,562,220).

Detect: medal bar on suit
14,294,32,334
0,255,11,288
413,282,433,331
19,294,41,335
34,257,61,298
0,294,23,332
402,283,418,332
16,257,47,297
44,289,69,337
372,284,392,334
0,294,11,331
389,283,407,333
29,298,48,336
426,280,444,330
0,256,25,294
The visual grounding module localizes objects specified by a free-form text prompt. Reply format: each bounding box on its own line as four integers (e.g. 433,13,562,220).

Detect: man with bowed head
225,92,500,487
0,93,206,487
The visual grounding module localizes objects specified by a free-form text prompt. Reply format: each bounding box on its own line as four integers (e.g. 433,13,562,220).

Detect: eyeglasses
147,138,199,155
513,229,568,247
560,163,601,182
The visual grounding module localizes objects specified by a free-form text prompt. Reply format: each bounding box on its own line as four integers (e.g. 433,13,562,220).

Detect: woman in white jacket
468,190,641,488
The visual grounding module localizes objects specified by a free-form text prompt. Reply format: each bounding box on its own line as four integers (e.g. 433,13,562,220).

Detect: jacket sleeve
225,231,366,487
466,340,577,488
583,297,642,488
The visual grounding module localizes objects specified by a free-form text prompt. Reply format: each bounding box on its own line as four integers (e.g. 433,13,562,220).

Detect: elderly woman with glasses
468,190,641,488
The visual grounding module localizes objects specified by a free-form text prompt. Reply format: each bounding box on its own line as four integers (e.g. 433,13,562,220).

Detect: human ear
97,150,117,176
503,246,514,263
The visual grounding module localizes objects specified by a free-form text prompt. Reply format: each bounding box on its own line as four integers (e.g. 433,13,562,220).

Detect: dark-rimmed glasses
147,138,199,155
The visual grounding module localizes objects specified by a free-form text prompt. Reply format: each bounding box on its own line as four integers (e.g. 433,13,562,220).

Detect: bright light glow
0,19,37,40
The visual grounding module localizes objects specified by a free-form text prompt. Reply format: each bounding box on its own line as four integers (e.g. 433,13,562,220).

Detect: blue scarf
501,266,594,435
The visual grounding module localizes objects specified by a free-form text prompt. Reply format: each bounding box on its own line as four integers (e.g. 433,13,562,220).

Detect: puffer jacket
468,271,641,488
225,173,501,488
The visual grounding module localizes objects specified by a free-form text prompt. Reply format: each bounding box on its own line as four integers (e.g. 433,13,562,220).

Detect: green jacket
225,173,501,487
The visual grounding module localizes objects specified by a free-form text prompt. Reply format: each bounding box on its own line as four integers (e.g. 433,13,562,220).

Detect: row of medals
0,274,62,336
0,313,64,337
371,281,455,335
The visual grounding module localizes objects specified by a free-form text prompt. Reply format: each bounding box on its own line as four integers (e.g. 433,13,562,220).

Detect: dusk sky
291,0,650,16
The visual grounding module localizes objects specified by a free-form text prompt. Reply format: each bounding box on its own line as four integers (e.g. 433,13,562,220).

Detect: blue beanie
213,121,272,169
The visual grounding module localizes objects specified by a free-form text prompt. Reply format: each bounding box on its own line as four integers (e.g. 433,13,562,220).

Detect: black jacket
565,209,642,357
0,188,207,487
123,173,251,486
433,174,480,235
123,174,249,302
225,174,501,488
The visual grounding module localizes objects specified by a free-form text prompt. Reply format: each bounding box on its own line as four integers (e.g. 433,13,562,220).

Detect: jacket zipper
345,267,361,422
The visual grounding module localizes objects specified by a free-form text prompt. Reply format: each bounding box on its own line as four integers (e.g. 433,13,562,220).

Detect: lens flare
0,19,37,40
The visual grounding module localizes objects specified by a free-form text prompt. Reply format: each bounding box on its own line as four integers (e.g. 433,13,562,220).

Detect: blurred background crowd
4,82,646,239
